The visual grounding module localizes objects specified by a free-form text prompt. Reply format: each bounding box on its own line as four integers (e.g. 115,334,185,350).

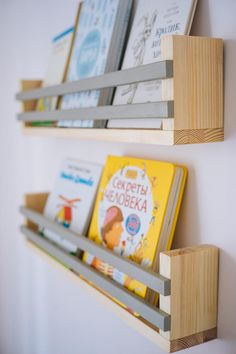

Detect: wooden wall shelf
16,35,224,146
21,126,224,146
21,192,219,352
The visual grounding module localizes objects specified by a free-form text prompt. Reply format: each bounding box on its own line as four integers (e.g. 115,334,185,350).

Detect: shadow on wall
192,0,236,141
172,165,201,249
217,249,236,347
191,0,212,36
223,39,236,142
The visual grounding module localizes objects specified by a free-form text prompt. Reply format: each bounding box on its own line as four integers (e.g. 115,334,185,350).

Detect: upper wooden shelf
17,35,224,146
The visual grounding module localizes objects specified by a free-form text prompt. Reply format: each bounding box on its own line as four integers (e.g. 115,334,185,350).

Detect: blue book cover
60,0,132,128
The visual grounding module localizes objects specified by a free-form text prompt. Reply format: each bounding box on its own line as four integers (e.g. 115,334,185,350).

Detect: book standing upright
42,159,102,253
108,0,198,129
59,0,133,128
83,155,187,304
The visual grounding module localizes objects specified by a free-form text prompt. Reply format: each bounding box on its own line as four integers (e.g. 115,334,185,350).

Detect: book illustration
98,165,153,259
36,26,74,113
84,159,160,295
121,10,158,104
60,0,132,128
83,155,187,301
88,205,149,288
150,200,159,225
109,0,198,129
55,195,81,228
42,159,103,252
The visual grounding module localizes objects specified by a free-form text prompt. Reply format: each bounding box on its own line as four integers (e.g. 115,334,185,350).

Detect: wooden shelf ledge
22,126,224,145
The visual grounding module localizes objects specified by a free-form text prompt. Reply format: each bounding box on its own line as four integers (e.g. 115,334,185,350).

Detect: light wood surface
22,126,224,145
174,128,224,144
169,327,217,353
159,245,219,341
20,80,42,113
161,35,224,130
24,192,48,230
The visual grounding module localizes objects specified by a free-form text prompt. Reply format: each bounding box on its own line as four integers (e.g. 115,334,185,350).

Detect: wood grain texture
161,35,224,130
20,80,42,113
159,245,219,341
170,327,217,353
20,80,42,128
24,192,48,230
174,128,224,144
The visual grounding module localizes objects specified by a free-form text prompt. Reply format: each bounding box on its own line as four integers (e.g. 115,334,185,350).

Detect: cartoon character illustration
101,206,124,250
121,10,158,103
55,194,81,228
119,162,130,176
150,200,159,225
90,206,145,290
151,176,158,188
141,162,147,179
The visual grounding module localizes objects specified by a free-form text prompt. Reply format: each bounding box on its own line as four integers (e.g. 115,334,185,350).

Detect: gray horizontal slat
21,225,170,331
17,101,174,122
20,206,170,296
16,61,173,101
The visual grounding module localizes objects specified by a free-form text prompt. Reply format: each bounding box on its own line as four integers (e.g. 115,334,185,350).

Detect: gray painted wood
17,101,174,122
20,206,171,296
16,61,173,101
21,225,170,331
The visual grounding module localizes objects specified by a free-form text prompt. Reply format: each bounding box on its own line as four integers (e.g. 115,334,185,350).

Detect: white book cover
37,27,74,112
108,0,198,128
59,0,132,128
42,159,102,253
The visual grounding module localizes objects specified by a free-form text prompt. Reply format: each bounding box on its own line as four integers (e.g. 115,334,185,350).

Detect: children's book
108,0,198,129
34,5,81,126
41,159,102,254
33,26,75,127
36,27,74,112
59,0,133,128
83,155,187,304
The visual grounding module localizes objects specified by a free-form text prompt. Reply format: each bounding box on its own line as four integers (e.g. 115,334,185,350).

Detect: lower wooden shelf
21,192,219,352
22,126,224,146
25,238,217,353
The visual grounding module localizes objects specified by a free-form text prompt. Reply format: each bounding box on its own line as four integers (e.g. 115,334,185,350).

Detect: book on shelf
83,155,187,305
33,21,78,127
41,159,102,254
108,0,198,129
59,0,133,129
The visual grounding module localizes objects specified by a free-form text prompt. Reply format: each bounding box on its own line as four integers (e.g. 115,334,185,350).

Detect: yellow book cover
83,155,187,303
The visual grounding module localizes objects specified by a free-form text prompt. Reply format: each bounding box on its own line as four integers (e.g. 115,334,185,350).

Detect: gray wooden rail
20,206,170,296
16,61,173,101
21,225,170,331
17,101,173,122
16,61,174,123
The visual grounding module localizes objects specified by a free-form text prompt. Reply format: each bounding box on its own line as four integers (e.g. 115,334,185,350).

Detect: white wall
0,0,236,353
